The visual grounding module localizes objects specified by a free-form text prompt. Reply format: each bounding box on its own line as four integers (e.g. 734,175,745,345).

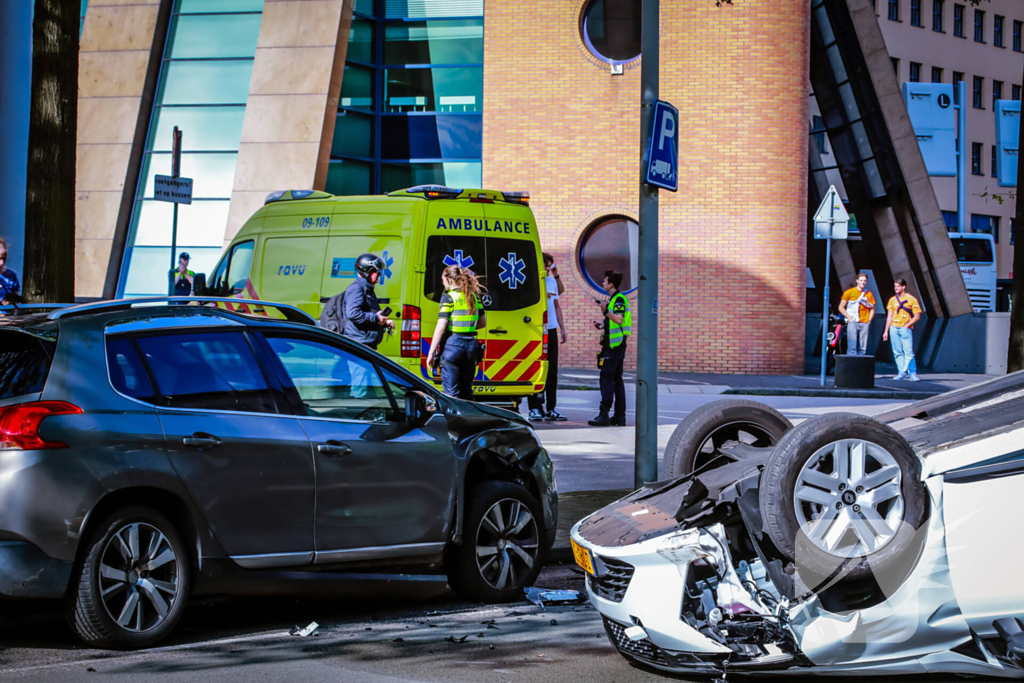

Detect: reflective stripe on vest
449,290,479,334
608,292,632,348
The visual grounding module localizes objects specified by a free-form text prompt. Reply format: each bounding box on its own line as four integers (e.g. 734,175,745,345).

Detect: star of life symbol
443,250,474,270
498,253,526,289
380,250,395,283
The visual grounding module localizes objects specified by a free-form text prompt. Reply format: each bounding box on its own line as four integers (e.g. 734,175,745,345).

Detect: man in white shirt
528,253,568,421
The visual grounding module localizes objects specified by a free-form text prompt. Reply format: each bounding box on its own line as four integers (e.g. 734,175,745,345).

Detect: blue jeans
440,334,480,400
890,326,916,376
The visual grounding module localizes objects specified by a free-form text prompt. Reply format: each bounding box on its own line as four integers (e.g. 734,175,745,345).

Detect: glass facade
118,0,263,298
327,1,484,196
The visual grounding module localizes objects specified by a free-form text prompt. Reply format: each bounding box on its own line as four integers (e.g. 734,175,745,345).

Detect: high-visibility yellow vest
608,292,632,348
447,289,481,334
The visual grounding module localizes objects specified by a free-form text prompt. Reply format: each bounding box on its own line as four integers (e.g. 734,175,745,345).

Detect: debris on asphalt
476,633,485,637
86,668,97,673
489,644,495,650
445,635,469,644
290,622,319,637
524,587,581,609
549,619,558,626
393,638,404,643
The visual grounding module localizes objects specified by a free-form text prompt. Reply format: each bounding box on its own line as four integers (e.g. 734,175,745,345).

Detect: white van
949,232,997,312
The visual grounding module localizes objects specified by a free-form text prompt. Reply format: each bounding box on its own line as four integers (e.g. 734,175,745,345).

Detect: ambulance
202,186,548,401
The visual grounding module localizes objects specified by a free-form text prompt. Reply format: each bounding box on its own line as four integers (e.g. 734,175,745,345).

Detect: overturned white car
570,376,1024,677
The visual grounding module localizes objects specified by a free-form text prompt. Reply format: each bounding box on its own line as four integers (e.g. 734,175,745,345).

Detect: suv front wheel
447,481,545,603
65,506,190,649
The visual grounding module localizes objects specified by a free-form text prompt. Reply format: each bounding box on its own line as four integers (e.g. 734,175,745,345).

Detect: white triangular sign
813,185,849,223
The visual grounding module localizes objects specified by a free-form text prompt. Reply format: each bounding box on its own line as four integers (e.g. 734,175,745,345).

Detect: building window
972,142,983,175
995,15,1005,46
909,62,922,82
972,214,999,243
1015,20,1022,51
942,211,958,230
580,0,642,64
953,71,964,104
932,0,943,31
974,9,985,42
578,216,639,294
931,66,943,83
973,75,984,108
994,79,1004,103
891,57,899,76
910,0,922,26
1014,84,1022,101
953,4,964,37
117,0,265,298
992,144,997,177
888,0,900,21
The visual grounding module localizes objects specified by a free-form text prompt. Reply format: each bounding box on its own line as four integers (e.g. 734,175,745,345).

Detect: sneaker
907,374,921,382
545,410,568,421
893,373,907,381
528,409,544,421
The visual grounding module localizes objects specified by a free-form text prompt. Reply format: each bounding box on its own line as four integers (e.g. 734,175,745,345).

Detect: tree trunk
1009,59,1024,373
22,0,78,304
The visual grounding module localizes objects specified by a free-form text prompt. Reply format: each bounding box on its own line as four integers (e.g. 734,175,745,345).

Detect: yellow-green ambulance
204,186,548,400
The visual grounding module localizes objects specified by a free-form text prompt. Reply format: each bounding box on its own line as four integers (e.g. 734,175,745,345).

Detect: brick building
71,0,812,374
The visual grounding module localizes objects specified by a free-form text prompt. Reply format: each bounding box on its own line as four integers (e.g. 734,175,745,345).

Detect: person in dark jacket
342,253,395,350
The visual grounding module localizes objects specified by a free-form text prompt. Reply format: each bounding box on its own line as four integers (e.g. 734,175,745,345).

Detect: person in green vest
589,270,632,426
425,265,487,400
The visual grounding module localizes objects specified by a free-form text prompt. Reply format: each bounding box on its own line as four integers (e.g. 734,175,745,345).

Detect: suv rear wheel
65,506,190,649
447,481,545,603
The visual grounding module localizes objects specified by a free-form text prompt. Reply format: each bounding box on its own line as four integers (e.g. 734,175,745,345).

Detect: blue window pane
325,160,372,196
177,0,265,13
384,20,483,65
159,60,255,105
148,106,246,152
380,162,480,193
138,152,238,199
381,114,481,159
168,14,262,58
384,67,482,112
347,20,374,63
332,110,374,158
122,246,223,297
354,0,375,16
341,63,375,110
383,0,481,19
129,199,231,247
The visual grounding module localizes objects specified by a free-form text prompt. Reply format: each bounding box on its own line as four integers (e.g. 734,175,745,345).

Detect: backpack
320,292,346,333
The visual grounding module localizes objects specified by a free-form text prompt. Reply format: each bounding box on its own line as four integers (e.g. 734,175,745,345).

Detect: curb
724,387,940,400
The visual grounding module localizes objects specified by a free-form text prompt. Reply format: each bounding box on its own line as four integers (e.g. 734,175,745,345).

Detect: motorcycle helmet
355,253,385,277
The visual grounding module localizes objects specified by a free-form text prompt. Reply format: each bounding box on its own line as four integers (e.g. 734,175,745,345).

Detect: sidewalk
555,364,996,400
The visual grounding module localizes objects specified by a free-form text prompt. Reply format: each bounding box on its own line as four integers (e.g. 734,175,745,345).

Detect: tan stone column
224,0,354,245
76,0,167,299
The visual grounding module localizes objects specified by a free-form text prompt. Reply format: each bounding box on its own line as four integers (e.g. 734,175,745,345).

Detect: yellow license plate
571,538,595,576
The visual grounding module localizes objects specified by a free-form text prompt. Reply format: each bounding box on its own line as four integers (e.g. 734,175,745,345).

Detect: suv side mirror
405,390,437,427
193,273,207,296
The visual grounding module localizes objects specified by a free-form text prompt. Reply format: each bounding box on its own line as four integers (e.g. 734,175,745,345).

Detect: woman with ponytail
426,266,487,399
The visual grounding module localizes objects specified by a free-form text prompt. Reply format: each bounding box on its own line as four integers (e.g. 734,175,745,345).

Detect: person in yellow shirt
838,272,876,355
883,278,922,381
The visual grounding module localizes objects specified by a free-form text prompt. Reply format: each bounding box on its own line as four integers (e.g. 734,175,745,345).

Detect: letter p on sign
658,111,676,151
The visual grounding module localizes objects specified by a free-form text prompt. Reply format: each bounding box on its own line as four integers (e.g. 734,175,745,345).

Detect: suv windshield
424,235,540,311
0,330,56,400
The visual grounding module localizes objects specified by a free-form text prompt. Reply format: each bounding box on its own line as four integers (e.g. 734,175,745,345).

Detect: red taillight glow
0,401,83,450
541,311,548,361
401,305,422,357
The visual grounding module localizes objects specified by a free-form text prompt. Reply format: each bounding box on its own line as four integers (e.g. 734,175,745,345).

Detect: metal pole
820,194,834,387
169,127,181,295
957,80,967,234
635,0,659,488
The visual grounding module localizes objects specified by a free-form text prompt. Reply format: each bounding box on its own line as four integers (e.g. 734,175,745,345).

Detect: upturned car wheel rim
475,498,540,591
793,439,904,559
98,523,179,633
694,421,777,471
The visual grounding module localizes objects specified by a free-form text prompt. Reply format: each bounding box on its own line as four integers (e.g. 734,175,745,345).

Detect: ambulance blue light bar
264,189,333,204
501,191,530,206
395,185,463,199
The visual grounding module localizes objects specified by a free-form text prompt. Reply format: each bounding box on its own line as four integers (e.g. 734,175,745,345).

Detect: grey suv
0,299,556,649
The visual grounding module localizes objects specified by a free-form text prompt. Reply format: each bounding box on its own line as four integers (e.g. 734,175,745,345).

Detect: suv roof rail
47,297,318,325
0,303,75,314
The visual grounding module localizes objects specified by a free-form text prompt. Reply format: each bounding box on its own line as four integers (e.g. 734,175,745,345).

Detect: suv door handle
488,328,508,334
317,442,352,457
183,434,221,450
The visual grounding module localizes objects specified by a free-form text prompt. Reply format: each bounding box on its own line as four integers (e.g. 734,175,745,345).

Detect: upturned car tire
663,400,792,478
65,506,190,649
759,414,928,593
447,481,545,603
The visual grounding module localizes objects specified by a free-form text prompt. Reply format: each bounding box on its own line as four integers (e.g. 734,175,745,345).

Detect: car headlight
656,527,721,577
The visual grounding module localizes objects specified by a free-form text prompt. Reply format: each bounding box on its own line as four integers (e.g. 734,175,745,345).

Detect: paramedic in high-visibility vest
425,265,487,400
589,270,632,427
173,252,194,297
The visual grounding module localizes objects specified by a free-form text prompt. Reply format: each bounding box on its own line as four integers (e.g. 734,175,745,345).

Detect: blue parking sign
644,100,678,192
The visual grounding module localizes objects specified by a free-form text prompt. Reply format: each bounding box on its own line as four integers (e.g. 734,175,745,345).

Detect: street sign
644,100,678,191
813,185,849,240
154,175,193,205
995,99,1019,188
903,83,957,177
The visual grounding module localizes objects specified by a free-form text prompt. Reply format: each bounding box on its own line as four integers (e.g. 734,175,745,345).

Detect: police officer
425,265,486,400
342,252,395,351
173,252,194,297
589,270,631,426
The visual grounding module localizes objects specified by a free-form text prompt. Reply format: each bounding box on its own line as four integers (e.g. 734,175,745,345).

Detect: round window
580,0,643,64
578,216,639,294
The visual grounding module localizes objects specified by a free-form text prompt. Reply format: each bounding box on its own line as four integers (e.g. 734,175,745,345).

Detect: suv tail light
0,401,82,450
401,305,421,357
541,310,548,361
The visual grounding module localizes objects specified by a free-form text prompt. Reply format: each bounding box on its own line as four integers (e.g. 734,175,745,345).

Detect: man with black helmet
342,252,395,350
